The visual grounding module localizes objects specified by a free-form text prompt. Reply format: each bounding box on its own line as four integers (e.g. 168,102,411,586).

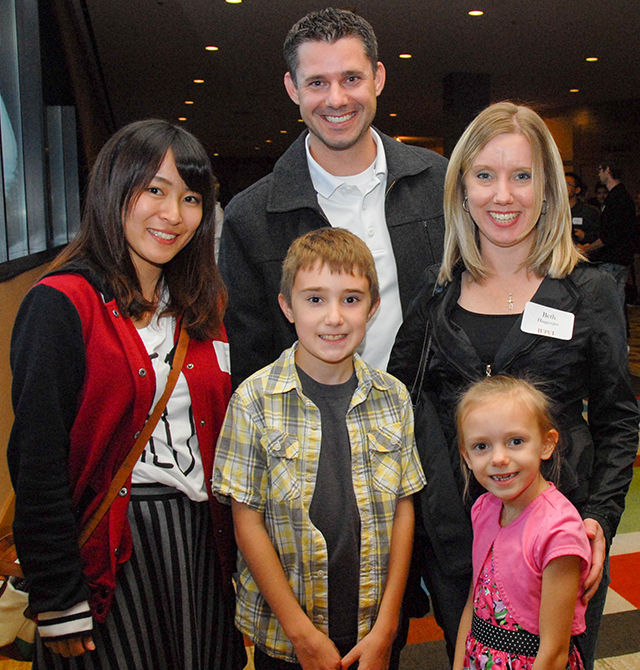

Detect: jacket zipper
485,365,492,377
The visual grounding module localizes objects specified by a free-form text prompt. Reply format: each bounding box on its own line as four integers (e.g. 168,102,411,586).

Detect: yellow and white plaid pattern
213,345,425,662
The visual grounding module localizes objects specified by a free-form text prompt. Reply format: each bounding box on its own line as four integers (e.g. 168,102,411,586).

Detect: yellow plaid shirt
213,345,425,662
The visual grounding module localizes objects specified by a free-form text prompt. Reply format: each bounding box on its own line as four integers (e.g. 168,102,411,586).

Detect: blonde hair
456,375,561,498
440,102,582,283
280,228,379,306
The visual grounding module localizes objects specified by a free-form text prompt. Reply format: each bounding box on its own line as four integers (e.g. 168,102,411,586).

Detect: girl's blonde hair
440,102,583,283
456,375,561,499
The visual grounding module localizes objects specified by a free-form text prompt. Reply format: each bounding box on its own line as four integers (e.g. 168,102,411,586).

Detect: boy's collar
263,344,395,397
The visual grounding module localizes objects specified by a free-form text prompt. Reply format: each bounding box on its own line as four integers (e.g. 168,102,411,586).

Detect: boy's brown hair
280,228,380,306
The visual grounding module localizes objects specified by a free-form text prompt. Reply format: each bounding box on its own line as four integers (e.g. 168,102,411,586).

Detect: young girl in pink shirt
453,376,591,670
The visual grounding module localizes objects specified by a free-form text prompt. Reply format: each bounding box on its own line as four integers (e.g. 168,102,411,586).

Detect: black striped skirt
34,484,246,670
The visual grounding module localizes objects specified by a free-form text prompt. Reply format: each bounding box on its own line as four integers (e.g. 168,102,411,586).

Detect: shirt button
200,419,205,426
273,444,281,451
138,368,147,378
134,431,141,439
118,487,128,497
367,228,374,237
311,423,320,430
112,309,120,318
306,475,313,482
315,615,324,623
317,570,324,578
186,363,194,369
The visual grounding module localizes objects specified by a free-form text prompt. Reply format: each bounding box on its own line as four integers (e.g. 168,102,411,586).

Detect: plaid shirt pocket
368,422,403,495
262,430,301,502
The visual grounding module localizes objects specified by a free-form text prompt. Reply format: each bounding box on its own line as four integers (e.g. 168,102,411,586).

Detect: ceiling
84,0,640,159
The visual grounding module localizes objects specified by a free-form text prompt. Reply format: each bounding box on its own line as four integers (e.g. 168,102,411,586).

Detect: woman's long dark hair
51,119,227,340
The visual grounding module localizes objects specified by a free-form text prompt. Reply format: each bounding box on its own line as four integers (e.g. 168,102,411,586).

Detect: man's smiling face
284,37,385,158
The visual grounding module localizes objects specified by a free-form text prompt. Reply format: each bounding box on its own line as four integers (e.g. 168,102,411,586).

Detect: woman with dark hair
388,102,638,669
8,119,246,669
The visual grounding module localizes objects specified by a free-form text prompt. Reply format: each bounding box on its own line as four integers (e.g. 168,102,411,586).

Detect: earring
541,199,548,215
462,196,469,213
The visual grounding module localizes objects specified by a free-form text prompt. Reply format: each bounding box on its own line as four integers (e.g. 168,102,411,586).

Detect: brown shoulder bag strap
77,324,190,547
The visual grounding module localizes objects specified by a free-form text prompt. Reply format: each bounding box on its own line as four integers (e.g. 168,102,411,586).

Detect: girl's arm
341,495,415,670
231,500,341,670
453,583,474,670
533,554,582,670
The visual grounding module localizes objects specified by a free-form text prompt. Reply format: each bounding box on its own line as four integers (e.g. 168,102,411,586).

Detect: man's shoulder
225,133,310,220
225,172,274,219
575,200,599,217
378,131,448,176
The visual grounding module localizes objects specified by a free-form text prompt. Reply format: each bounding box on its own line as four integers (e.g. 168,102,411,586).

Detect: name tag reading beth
521,302,575,340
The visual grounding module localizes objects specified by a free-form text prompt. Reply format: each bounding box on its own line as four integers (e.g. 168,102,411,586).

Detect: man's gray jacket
219,129,448,388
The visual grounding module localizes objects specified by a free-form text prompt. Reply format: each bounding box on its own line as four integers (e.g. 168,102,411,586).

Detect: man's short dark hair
599,159,624,181
565,171,585,193
283,8,378,86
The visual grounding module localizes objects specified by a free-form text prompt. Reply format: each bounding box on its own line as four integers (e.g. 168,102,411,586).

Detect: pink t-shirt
471,483,592,635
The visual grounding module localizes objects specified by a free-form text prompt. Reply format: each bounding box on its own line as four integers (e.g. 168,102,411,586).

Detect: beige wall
0,265,49,533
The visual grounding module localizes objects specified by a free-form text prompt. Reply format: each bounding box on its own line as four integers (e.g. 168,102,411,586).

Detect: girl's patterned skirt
463,547,584,670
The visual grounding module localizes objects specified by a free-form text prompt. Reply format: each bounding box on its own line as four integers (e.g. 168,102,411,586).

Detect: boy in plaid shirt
213,228,425,670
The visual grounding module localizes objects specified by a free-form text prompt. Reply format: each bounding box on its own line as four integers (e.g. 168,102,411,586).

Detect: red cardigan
9,270,235,621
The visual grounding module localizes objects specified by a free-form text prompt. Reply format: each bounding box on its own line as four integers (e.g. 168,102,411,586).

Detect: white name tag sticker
213,340,231,374
521,302,575,340
572,217,584,227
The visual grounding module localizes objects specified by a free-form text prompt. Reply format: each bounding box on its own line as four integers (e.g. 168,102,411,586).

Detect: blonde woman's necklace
501,275,526,310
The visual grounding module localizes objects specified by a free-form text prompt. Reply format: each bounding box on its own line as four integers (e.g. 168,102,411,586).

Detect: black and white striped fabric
34,484,245,669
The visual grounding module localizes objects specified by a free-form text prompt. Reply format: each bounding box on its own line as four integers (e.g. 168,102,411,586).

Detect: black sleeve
599,191,635,249
7,284,90,614
219,196,284,389
583,274,640,543
387,267,437,391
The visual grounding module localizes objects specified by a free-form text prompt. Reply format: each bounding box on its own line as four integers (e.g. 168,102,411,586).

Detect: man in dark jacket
566,171,600,245
580,161,637,309
219,8,447,388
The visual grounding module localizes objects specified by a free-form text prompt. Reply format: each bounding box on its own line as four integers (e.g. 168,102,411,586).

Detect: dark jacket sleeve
387,265,439,390
582,272,639,543
219,187,289,389
7,284,90,614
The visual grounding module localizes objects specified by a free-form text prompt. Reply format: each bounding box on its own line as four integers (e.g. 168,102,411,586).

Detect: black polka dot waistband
471,611,541,657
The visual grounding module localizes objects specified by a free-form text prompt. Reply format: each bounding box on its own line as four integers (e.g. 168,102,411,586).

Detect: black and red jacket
8,266,235,621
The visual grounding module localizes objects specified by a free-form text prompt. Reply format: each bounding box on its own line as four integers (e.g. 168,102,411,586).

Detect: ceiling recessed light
255,146,260,150
205,46,219,51
178,117,187,121
298,119,304,123
468,10,484,16
280,130,287,134
570,88,579,93
213,152,219,156
193,79,204,83
586,57,598,62
226,0,242,3
389,113,398,117
185,100,194,105
399,54,412,59
266,139,272,143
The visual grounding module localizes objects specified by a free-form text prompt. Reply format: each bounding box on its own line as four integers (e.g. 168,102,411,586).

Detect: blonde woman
389,102,638,669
